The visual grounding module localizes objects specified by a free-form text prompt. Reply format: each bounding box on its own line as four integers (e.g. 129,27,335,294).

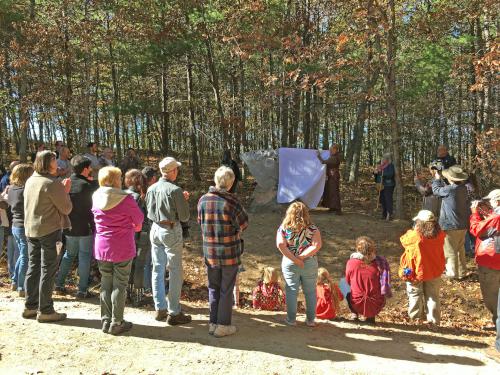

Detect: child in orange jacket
316,267,343,320
399,210,445,324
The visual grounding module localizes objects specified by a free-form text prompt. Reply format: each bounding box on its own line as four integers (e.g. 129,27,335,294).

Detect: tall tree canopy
1,0,498,215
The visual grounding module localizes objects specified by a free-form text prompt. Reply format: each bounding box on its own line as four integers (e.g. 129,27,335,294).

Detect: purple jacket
92,187,144,263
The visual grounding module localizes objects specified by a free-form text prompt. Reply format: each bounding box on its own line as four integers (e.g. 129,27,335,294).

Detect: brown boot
167,311,192,326
109,320,133,335
37,312,67,323
22,309,38,319
155,309,168,321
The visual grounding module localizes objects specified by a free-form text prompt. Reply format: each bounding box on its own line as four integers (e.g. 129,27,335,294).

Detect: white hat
412,210,436,222
484,189,500,201
159,157,181,173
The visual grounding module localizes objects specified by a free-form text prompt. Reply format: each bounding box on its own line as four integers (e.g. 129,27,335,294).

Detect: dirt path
1,210,499,374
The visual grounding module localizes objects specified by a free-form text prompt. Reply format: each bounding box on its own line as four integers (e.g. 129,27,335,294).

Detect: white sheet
277,148,330,208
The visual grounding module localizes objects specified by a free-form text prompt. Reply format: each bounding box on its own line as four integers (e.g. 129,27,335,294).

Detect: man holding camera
435,145,457,170
432,165,469,280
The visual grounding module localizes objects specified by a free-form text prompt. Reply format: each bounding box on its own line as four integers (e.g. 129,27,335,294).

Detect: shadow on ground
58,305,487,367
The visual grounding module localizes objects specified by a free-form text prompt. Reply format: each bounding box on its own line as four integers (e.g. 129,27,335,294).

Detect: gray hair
382,153,392,162
214,166,235,190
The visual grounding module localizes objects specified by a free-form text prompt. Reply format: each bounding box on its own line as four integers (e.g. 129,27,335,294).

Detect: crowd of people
0,141,498,357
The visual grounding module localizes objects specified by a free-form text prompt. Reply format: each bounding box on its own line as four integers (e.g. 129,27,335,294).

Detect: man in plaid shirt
198,166,248,338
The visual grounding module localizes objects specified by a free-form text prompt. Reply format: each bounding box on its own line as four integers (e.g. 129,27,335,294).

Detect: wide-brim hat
159,157,181,173
442,165,468,182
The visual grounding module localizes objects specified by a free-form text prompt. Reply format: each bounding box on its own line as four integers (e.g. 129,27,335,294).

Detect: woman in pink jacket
92,166,143,335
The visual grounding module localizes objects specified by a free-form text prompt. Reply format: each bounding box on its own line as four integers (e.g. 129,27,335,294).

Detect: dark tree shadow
58,305,487,367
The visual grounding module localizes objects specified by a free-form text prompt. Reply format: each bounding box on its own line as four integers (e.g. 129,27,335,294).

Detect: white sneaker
213,324,237,338
208,323,217,335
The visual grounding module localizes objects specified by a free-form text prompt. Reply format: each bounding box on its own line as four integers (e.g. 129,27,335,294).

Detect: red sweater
345,258,385,318
316,283,343,319
469,211,500,270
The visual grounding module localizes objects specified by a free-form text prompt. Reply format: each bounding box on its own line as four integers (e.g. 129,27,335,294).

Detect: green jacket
145,178,189,224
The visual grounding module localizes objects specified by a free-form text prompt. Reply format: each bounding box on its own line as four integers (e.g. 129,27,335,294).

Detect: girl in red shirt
345,236,386,324
316,267,343,320
252,267,285,311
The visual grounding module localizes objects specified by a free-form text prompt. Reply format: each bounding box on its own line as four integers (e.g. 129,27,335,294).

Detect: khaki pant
444,229,467,279
478,266,500,324
98,260,132,324
406,278,441,324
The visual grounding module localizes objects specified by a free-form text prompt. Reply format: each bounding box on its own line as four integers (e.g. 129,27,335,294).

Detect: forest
0,1,498,207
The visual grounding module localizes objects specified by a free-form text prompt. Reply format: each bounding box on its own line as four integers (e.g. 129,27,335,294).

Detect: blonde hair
98,166,122,188
355,236,377,264
214,166,235,190
262,267,279,284
281,202,312,232
10,164,34,187
317,267,340,312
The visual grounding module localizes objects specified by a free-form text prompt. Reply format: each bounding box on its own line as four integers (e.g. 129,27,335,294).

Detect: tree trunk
160,62,170,154
107,17,122,161
186,55,201,181
385,0,404,219
204,35,227,149
303,89,311,149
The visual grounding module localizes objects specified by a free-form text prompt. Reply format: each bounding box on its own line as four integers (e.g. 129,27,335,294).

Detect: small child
252,267,285,311
316,267,343,320
399,210,445,324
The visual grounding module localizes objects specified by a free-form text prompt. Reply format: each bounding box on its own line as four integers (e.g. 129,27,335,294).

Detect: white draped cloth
277,148,330,208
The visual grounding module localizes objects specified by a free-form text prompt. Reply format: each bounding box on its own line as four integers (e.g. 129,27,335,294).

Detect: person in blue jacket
374,153,396,221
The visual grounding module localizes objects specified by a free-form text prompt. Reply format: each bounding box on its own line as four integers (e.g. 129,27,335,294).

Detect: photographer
432,165,469,280
435,145,457,170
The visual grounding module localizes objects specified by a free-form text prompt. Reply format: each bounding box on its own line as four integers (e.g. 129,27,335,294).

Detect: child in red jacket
316,267,343,320
252,267,285,311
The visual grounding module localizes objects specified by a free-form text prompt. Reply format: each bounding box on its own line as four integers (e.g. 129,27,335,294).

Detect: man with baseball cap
432,165,469,280
145,156,191,325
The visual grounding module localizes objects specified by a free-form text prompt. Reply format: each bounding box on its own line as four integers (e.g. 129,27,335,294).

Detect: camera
429,159,444,171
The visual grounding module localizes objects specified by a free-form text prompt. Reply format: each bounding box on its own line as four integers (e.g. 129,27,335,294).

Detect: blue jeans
7,233,19,282
281,256,318,323
150,222,183,314
12,226,29,291
56,235,93,293
144,247,152,291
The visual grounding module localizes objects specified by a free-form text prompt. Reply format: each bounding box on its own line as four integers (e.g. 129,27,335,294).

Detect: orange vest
399,229,445,282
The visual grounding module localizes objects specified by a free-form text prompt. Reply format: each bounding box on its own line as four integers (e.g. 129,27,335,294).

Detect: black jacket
436,154,457,170
7,185,25,227
65,174,98,236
